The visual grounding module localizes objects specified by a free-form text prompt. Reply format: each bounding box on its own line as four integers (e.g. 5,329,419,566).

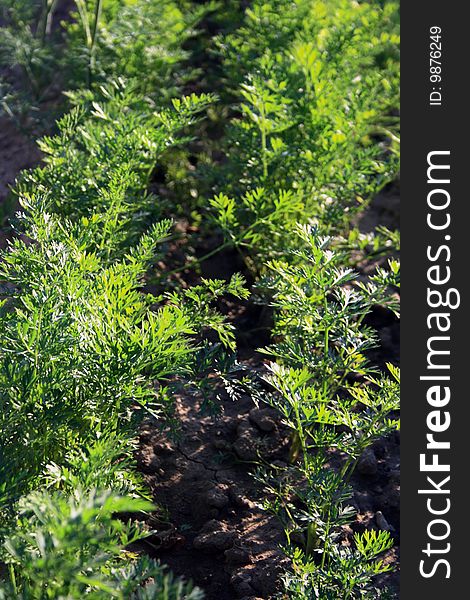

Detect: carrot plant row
0,1,243,597
0,0,211,123
0,0,400,598
0,84,250,600
207,1,401,597
209,0,400,271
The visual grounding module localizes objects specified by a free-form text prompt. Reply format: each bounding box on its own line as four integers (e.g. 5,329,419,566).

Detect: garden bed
0,1,400,598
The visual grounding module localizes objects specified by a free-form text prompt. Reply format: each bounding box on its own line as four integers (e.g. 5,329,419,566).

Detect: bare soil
0,117,41,204
137,384,290,599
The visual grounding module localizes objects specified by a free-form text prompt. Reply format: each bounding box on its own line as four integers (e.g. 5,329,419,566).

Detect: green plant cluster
251,226,400,598
0,0,211,122
0,5,247,594
206,1,401,596
210,0,399,272
0,0,400,598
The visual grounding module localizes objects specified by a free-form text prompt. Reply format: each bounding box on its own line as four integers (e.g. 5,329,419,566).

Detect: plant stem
9,564,17,594
322,292,330,396
162,239,235,278
75,0,92,47
88,0,103,88
320,512,331,569
305,522,317,556
46,0,59,37
37,0,49,44
260,120,268,180
37,0,59,44
161,213,270,278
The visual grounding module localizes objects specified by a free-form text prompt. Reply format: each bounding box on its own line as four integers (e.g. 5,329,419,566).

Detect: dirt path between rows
137,383,289,599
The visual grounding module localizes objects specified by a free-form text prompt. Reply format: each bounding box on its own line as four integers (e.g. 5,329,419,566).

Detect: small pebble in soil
193,520,237,553
376,511,394,531
137,448,160,473
224,545,253,565
249,408,277,432
233,436,259,461
206,487,229,509
357,447,378,476
213,438,232,451
229,489,257,510
153,440,173,455
230,571,255,598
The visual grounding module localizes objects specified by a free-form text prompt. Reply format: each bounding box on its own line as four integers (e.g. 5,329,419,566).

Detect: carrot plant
0,0,209,122
0,209,244,491
260,225,399,388
16,82,215,253
209,0,399,271
247,226,399,598
0,487,204,599
62,0,212,96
